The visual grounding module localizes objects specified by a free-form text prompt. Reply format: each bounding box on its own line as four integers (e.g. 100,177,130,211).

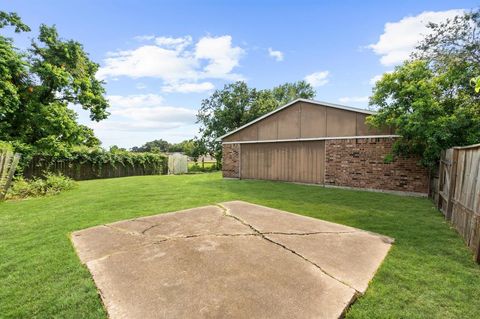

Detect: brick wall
325,137,429,194
222,143,240,178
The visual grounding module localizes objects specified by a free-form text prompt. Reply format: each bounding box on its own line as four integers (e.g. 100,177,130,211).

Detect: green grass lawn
1,173,479,318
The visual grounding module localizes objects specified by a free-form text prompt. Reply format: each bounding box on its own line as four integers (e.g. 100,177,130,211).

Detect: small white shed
168,153,188,175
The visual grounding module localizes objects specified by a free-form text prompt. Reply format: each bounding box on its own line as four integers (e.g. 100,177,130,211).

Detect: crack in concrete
104,224,150,238
106,223,258,240
100,205,364,296
216,203,361,295
262,230,359,236
73,203,387,318
141,224,160,235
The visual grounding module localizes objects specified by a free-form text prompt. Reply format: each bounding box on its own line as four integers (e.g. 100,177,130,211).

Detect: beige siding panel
240,141,325,184
257,115,278,140
356,113,392,135
236,125,258,141
222,133,237,143
277,103,301,139
300,102,327,138
223,101,393,142
326,108,357,137
356,113,370,136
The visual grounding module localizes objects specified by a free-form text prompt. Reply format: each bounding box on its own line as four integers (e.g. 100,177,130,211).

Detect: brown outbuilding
220,99,429,195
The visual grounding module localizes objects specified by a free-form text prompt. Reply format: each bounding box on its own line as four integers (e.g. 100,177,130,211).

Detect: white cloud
97,35,244,83
268,48,284,61
98,94,197,132
136,83,147,90
195,35,245,78
107,94,164,108
155,36,192,51
162,81,215,93
304,71,330,87
97,45,198,81
112,106,196,124
72,95,199,147
369,9,464,66
338,96,369,104
92,120,188,131
134,35,155,41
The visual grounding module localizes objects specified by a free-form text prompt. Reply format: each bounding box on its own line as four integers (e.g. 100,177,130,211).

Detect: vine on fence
22,147,168,180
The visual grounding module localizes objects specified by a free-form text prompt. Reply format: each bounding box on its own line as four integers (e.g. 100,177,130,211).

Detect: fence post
476,237,480,263
436,158,444,209
445,148,459,220
0,153,20,200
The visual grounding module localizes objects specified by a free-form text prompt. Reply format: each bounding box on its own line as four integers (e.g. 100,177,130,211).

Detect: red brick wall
222,143,240,178
325,137,429,194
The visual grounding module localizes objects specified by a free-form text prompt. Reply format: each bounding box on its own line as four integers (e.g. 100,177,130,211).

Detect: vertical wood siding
240,141,325,184
222,101,391,142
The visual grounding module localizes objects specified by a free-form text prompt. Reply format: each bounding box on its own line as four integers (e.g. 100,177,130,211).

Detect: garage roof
219,98,376,140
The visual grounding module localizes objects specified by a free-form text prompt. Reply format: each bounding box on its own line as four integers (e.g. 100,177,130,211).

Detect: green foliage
189,139,208,162
0,12,30,32
271,80,316,106
471,76,480,93
369,10,480,167
0,140,13,152
169,139,206,161
37,147,168,173
383,153,394,164
131,139,170,153
197,80,316,163
187,161,218,173
6,173,76,199
168,140,193,153
0,11,108,157
131,139,207,163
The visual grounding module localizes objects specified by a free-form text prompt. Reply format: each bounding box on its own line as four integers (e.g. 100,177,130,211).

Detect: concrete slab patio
71,201,393,319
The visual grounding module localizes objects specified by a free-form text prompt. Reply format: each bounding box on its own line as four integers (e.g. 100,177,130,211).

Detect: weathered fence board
23,156,167,181
436,144,480,262
0,151,21,200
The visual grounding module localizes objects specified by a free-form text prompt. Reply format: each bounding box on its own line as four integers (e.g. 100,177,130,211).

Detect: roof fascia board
222,135,399,144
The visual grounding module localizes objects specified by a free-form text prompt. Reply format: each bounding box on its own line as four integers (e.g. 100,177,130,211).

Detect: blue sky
3,0,478,148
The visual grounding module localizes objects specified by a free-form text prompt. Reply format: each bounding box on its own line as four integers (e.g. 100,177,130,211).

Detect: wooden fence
23,156,167,181
0,150,21,200
436,144,480,262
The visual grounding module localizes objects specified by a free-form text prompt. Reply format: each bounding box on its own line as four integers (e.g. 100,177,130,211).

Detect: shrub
6,173,77,200
188,162,219,173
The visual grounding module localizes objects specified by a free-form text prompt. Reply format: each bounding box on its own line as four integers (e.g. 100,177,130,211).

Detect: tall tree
271,80,316,105
0,12,108,155
368,10,480,167
197,80,316,164
131,139,170,153
0,12,31,143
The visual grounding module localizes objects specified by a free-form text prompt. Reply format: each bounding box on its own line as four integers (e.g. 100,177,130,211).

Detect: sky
2,0,478,148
